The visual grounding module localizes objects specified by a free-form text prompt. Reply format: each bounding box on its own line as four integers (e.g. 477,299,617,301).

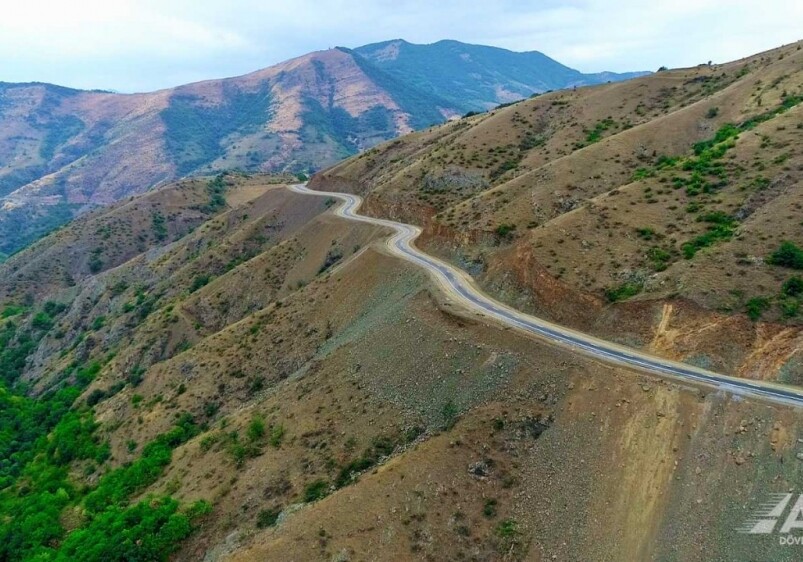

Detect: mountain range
0,39,802,562
0,39,646,256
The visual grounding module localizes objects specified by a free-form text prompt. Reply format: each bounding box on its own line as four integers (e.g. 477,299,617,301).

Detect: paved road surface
290,184,803,409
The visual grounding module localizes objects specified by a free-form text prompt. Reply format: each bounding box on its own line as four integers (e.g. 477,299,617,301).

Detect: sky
1,0,800,93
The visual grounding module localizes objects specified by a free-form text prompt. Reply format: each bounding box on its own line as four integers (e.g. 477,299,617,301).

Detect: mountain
0,40,646,256
0,42,802,561
354,39,649,111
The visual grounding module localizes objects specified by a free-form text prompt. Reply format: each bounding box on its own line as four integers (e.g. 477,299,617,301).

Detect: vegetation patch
681,212,736,259
605,282,643,302
768,241,803,270
0,303,209,561
494,223,517,239
161,86,273,175
745,296,771,321
335,435,398,489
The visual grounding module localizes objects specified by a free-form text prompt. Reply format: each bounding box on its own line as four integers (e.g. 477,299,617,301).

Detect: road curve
289,183,803,409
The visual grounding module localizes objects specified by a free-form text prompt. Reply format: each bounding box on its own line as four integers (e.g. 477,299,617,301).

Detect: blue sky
1,0,800,92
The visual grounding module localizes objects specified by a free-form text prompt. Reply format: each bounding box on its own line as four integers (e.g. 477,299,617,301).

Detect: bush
605,282,643,302
189,274,211,293
86,388,107,407
782,276,803,297
152,212,168,241
745,297,771,321
31,311,53,331
303,479,329,502
57,497,207,561
682,223,735,259
256,507,281,528
635,227,657,240
442,400,459,430
494,224,516,239
780,298,800,318
335,457,374,488
89,249,103,273
768,241,803,269
496,519,518,538
247,417,265,441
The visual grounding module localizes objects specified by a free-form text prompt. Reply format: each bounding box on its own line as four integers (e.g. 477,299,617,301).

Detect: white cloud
0,0,799,91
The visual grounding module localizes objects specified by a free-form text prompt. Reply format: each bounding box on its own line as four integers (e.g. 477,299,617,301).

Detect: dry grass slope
313,41,803,384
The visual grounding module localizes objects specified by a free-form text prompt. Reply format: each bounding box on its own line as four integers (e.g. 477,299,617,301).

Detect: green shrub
496,519,518,538
635,227,657,240
152,212,168,241
745,297,771,321
782,276,803,297
605,282,643,302
57,497,208,562
189,274,212,293
768,241,803,269
442,400,459,430
1,304,25,318
780,298,800,318
256,507,281,528
335,457,375,488
303,479,329,502
682,223,735,259
91,316,106,330
31,311,53,331
494,224,516,239
89,249,103,273
86,388,107,407
647,247,673,271
247,417,265,441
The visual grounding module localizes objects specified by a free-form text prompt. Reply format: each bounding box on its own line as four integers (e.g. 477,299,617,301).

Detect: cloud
0,0,799,91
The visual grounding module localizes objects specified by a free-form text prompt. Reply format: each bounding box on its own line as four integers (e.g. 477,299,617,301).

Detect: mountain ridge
0,39,646,256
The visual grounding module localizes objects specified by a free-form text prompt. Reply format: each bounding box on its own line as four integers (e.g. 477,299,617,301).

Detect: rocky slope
0,40,643,256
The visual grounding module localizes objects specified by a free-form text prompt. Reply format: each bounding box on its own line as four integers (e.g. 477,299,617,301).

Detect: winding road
290,183,803,408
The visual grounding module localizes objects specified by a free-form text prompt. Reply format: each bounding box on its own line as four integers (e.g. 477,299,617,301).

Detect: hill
0,40,643,256
2,42,802,562
312,40,803,382
0,166,800,561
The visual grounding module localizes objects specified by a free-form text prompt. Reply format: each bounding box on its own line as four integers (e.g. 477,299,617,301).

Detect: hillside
0,171,802,561
0,41,643,257
3,41,803,562
355,39,649,111
312,40,803,384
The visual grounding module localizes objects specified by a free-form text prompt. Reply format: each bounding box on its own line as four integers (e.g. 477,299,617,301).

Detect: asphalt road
290,183,803,408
